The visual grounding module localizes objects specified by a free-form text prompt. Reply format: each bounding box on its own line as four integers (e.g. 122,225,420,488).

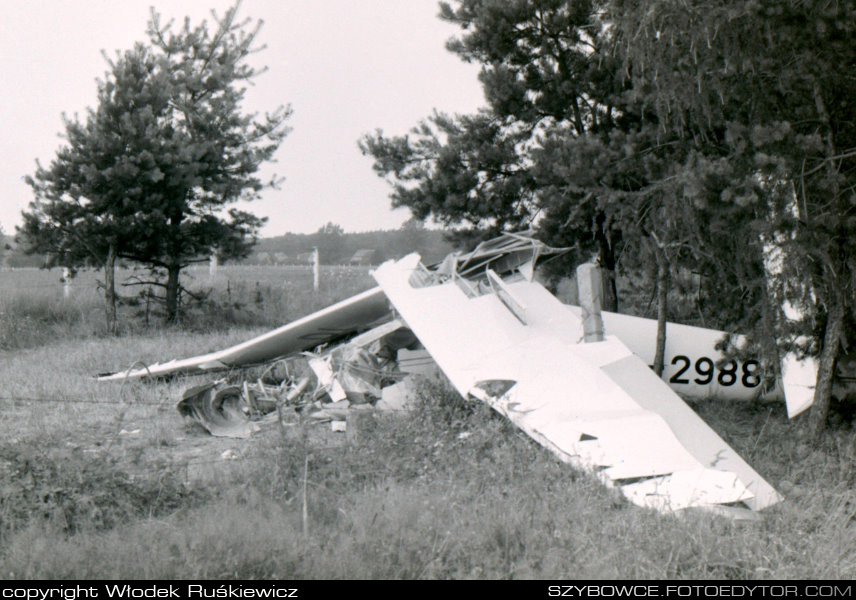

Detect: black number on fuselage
694,357,714,385
669,355,691,384
742,360,761,388
717,360,738,386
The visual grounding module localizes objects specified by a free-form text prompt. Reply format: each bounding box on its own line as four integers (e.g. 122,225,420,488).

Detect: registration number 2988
668,355,761,388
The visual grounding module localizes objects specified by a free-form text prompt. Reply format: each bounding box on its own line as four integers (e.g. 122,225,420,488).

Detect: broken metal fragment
329,345,383,403
178,383,260,439
177,318,428,436
176,377,297,438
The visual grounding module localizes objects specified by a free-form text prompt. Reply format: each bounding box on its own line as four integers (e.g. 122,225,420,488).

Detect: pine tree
360,0,629,309
608,0,856,438
21,3,291,323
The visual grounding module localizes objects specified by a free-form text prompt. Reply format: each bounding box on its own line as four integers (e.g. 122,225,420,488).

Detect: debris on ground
176,320,427,438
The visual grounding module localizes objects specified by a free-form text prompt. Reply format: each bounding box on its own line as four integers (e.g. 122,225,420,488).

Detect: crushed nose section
175,319,428,436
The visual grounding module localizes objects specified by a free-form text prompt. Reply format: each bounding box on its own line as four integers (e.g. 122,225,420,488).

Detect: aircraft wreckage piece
432,230,562,281
566,307,784,404
95,230,815,419
97,286,391,381
93,230,797,501
372,253,782,515
566,305,832,418
177,381,280,438
176,320,420,436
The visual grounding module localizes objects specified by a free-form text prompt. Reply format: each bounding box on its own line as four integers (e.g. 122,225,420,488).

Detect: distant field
0,265,375,351
1,264,855,579
0,264,374,304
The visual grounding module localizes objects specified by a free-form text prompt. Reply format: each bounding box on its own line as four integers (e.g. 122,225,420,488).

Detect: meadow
1,265,855,579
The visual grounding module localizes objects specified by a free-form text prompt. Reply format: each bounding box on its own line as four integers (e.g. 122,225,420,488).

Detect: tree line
250,222,454,266
360,0,856,440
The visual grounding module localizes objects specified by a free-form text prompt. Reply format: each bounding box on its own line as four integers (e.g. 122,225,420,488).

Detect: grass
1,265,856,579
4,378,856,579
0,265,375,350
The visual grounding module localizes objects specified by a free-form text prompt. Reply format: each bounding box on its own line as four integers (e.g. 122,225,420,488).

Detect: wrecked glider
99,232,811,515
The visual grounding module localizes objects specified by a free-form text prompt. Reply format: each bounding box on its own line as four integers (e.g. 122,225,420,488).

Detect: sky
0,0,485,236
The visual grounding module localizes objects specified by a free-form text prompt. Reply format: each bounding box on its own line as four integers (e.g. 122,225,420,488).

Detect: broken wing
373,253,782,514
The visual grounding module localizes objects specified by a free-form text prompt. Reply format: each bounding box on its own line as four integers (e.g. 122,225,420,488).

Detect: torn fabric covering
372,252,782,514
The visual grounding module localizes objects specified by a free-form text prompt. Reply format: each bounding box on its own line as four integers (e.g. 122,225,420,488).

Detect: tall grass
2,372,856,579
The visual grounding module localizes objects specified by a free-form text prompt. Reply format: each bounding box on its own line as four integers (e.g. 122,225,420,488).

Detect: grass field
0,265,376,350
1,265,855,579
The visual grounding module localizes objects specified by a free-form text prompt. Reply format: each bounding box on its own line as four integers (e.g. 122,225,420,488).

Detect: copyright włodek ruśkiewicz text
1,585,300,600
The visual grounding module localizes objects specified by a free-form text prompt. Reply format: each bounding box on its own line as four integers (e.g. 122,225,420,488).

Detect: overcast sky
0,0,485,236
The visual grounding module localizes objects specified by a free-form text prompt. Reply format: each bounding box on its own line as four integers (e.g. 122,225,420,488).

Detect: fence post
312,247,320,292
209,251,218,280
62,267,71,299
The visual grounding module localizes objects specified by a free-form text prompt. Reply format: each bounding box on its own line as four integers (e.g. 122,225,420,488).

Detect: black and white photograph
1,0,855,586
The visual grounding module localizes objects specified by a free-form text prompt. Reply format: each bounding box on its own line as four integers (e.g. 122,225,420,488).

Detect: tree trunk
595,211,619,312
600,265,618,313
165,265,181,323
104,244,118,334
809,300,844,442
653,247,670,377
807,79,844,443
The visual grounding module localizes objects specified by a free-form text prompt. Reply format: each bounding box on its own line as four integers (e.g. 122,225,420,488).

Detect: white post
312,247,320,292
62,267,71,299
576,262,604,343
209,250,218,280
